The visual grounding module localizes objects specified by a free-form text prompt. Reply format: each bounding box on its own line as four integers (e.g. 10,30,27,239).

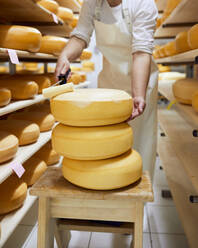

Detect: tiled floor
3,157,190,248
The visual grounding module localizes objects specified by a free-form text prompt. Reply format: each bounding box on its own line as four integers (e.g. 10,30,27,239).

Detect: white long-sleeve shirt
71,0,158,54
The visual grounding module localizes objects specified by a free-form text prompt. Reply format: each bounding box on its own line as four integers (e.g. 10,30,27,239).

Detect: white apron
94,0,158,180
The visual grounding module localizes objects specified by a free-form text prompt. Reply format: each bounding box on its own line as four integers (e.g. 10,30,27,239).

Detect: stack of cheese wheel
51,88,142,190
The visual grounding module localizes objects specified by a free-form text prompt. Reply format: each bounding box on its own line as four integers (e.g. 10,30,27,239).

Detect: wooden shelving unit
156,0,166,13
56,0,81,12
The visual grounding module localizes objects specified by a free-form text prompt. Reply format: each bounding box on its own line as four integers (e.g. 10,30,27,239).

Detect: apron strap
122,0,132,34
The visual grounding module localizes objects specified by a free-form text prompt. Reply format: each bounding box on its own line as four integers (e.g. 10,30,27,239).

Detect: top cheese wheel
173,78,198,105
188,24,198,50
37,0,59,14
175,31,191,53
0,88,11,107
0,25,41,52
192,91,198,112
50,88,133,126
57,7,74,24
39,36,68,55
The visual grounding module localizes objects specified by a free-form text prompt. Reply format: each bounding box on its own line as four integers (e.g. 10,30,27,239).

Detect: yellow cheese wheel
0,25,41,52
164,41,177,57
153,48,160,59
0,77,38,100
0,88,11,107
165,0,181,15
175,31,191,53
62,149,142,190
35,141,60,166
0,66,8,74
0,131,18,164
80,50,92,60
44,73,55,85
37,0,59,14
0,119,40,146
192,91,198,112
78,72,87,82
158,64,171,73
71,15,79,28
57,7,74,24
39,36,67,55
22,157,47,186
82,61,94,71
26,100,50,113
50,88,133,126
52,122,133,160
188,24,198,50
173,78,198,105
158,46,166,58
9,111,55,132
67,73,82,85
70,66,81,72
0,174,27,214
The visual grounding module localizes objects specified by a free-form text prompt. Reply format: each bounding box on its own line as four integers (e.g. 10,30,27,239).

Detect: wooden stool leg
131,203,144,248
55,220,71,248
38,197,55,248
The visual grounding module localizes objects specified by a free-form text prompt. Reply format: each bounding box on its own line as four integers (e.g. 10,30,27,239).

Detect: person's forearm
131,52,151,99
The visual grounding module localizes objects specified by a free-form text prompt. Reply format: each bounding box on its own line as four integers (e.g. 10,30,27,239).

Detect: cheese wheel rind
37,0,59,14
188,24,198,50
57,7,74,24
175,31,191,53
39,36,67,55
62,149,142,190
0,88,11,107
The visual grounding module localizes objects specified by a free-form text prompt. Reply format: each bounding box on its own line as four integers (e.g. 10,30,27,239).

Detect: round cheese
70,66,81,72
9,111,55,132
26,100,50,113
67,73,82,85
37,0,59,14
71,15,79,28
188,24,198,50
0,119,40,146
0,25,41,52
0,131,18,164
39,36,67,55
52,122,133,160
165,0,181,15
22,157,47,186
164,41,177,57
82,61,94,71
35,141,60,166
173,78,198,104
192,91,198,112
62,149,142,190
159,72,186,81
175,31,191,53
0,174,27,214
0,88,11,107
80,50,92,60
50,88,133,126
158,46,166,58
78,72,87,82
57,7,74,24
158,64,171,73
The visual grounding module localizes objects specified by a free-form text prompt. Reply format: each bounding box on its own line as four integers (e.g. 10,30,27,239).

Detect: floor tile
151,233,189,248
148,186,174,206
20,200,38,226
68,231,91,248
147,205,184,234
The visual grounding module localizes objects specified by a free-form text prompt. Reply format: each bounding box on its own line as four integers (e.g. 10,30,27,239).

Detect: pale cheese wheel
50,88,133,126
9,111,55,132
0,174,27,214
0,131,18,164
188,24,198,50
80,50,92,60
57,7,74,24
173,78,198,105
0,88,11,107
192,91,198,112
22,157,47,186
0,78,38,100
37,0,59,14
82,61,94,71
164,41,177,57
35,141,60,166
67,73,82,85
159,72,186,81
0,119,40,146
175,31,191,53
62,149,142,190
0,25,41,52
39,36,67,55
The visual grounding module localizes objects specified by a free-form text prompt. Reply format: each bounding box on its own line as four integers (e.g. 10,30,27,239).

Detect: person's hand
55,53,70,82
127,96,146,121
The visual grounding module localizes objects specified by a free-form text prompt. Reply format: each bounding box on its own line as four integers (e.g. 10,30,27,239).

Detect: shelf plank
156,0,166,12
154,26,189,39
56,0,81,12
158,137,198,248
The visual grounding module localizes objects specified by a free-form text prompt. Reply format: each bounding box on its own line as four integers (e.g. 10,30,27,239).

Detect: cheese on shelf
52,123,133,160
192,91,198,112
159,72,186,81
0,88,11,107
26,100,50,113
0,77,38,100
71,15,79,28
71,66,81,72
35,141,60,166
37,0,59,14
173,78,198,104
0,174,27,214
82,61,95,71
67,73,82,85
38,36,68,55
0,25,41,52
188,24,198,50
57,7,74,24
0,131,18,164
175,31,191,53
158,46,166,58
62,149,142,190
78,72,87,82
164,41,177,57
80,50,92,60
158,64,171,73
50,88,133,126
9,111,55,132
22,157,47,186
164,0,181,16
0,119,40,146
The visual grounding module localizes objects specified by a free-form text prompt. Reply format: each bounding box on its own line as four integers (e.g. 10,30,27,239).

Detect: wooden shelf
155,26,189,39
56,0,81,12
158,136,198,248
156,0,166,13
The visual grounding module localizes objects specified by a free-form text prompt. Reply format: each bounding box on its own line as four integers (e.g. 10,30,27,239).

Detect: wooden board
56,0,81,12
158,137,198,248
154,26,189,39
30,168,153,202
156,0,166,12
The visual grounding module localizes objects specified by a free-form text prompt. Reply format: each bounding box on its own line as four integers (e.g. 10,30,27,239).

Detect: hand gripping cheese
173,78,198,104
0,174,27,214
0,119,40,146
0,88,11,107
37,0,59,14
188,24,198,50
35,141,60,165
62,149,142,190
52,122,133,160
22,157,47,186
0,77,38,100
164,41,177,57
9,111,55,132
57,7,74,24
192,91,198,112
175,31,191,53
39,36,68,55
0,25,41,52
80,50,92,60
0,131,18,164
50,88,133,126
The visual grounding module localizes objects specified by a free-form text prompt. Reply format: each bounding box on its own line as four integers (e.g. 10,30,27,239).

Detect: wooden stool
30,167,153,248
